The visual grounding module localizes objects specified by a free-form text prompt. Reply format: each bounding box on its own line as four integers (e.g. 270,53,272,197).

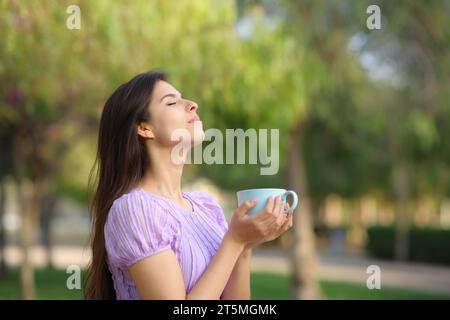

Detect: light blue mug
236,188,299,216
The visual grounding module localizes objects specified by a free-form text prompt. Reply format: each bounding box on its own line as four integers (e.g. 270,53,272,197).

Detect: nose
187,100,198,112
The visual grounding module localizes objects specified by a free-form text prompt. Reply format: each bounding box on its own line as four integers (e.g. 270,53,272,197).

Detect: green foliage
367,226,450,265
366,226,397,259
1,0,450,205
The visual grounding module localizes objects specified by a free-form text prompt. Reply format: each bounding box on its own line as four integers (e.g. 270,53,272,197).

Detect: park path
4,245,450,295
251,247,450,295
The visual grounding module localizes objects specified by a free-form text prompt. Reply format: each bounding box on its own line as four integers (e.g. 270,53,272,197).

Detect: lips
188,115,201,123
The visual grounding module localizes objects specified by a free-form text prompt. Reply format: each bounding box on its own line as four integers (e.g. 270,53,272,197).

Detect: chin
188,121,204,147
190,131,205,147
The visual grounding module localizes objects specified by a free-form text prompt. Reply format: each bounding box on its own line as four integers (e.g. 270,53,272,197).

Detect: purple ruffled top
104,188,228,299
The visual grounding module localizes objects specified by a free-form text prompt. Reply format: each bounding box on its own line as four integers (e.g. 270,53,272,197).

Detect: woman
84,70,293,300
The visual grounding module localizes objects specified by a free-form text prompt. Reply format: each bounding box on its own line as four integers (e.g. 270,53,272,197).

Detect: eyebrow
159,93,182,102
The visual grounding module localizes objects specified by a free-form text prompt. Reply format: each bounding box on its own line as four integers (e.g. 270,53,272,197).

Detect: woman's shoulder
110,188,144,213
104,188,180,269
111,187,140,204
111,187,168,207
108,188,172,222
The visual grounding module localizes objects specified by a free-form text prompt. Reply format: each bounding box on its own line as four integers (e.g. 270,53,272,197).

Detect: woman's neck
138,143,185,201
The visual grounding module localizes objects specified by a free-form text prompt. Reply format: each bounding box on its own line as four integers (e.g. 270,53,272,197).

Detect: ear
137,122,155,139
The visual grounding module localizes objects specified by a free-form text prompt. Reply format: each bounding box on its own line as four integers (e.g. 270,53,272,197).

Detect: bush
366,226,396,259
366,226,450,266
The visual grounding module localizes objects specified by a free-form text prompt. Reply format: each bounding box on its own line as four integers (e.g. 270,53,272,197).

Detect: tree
352,0,450,260
0,0,113,298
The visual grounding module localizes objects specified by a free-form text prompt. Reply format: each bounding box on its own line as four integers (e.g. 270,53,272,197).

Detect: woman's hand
225,196,293,249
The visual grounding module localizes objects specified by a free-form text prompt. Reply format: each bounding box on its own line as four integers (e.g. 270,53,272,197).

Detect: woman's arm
129,196,290,300
220,248,252,300
220,204,292,300
186,233,245,299
129,232,245,300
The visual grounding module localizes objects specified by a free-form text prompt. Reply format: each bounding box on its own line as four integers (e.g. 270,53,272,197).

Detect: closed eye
167,102,176,106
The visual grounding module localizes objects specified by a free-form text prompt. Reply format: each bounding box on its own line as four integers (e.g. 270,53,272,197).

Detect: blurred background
1,0,450,300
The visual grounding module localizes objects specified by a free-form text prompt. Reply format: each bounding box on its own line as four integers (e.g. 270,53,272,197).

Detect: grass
1,268,449,300
0,268,84,300
250,272,450,300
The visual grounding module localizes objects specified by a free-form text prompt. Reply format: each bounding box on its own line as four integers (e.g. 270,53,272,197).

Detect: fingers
271,213,293,239
284,202,290,213
266,214,292,241
234,199,258,218
272,205,289,230
260,196,281,222
259,197,284,234
265,196,275,214
267,213,285,232
250,196,275,222
249,197,292,240
273,196,282,217
281,213,293,232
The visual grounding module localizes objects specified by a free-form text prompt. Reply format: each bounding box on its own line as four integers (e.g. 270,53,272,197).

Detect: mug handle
282,190,298,214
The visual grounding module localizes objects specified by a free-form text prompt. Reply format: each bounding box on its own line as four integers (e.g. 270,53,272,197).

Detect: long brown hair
84,70,167,299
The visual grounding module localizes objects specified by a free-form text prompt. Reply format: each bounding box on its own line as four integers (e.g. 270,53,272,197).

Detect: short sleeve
192,192,229,233
104,192,173,269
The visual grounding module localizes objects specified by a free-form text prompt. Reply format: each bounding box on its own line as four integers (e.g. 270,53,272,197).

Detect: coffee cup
236,188,299,216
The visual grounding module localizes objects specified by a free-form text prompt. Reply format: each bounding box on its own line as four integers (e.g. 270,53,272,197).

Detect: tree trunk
40,190,56,269
19,180,39,300
13,133,41,300
393,162,410,261
0,179,7,278
286,122,321,300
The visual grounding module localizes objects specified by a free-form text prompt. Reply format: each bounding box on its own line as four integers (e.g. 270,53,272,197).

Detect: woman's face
138,80,204,148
